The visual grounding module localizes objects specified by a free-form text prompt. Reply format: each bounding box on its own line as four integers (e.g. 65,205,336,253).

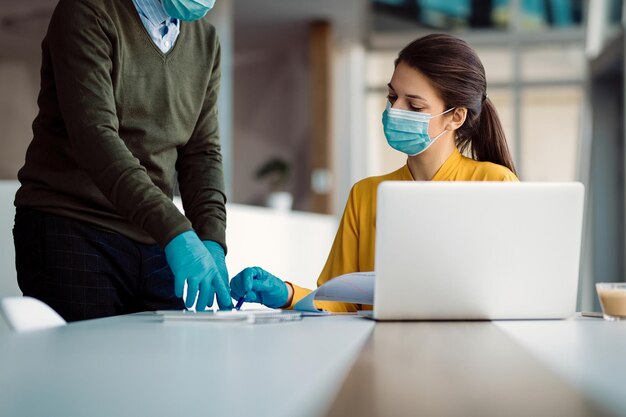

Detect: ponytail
396,34,517,175
457,98,517,175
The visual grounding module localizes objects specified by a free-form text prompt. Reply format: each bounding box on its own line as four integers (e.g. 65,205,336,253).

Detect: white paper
156,309,303,324
293,272,375,313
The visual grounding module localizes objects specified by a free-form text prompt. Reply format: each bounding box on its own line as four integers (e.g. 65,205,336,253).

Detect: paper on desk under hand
293,272,375,313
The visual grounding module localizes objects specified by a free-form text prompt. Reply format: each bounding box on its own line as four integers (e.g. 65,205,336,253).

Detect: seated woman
230,33,518,312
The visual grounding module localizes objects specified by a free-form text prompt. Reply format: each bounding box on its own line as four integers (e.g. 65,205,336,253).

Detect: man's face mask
162,0,216,21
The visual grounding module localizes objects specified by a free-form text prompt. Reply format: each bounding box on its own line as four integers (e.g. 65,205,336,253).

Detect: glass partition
371,0,584,31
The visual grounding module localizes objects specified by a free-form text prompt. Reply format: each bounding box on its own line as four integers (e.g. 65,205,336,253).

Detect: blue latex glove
230,266,289,308
164,231,233,310
202,240,231,309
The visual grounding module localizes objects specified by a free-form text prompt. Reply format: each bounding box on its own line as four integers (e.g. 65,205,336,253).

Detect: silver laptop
372,181,584,320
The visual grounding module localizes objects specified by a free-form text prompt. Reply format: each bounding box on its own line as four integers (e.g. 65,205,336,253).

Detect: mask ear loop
431,107,455,118
426,106,457,143
428,107,455,142
431,129,448,142
420,106,458,154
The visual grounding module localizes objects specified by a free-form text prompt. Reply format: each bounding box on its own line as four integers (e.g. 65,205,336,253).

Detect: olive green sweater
15,0,226,249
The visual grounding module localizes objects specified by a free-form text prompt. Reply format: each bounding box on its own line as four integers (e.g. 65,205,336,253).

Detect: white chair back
0,296,66,332
0,181,20,297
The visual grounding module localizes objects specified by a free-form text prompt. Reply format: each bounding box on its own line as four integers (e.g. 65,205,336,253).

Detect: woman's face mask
162,0,216,21
382,101,454,156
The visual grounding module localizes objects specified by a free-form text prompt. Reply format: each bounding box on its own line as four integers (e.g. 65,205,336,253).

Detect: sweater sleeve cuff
195,218,227,254
283,282,311,310
284,282,359,313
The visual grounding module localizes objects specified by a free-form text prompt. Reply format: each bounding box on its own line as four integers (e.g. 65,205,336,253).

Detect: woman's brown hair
395,33,517,175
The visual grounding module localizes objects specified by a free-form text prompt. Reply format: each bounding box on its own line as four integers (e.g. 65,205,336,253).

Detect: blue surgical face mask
162,0,215,21
382,101,454,156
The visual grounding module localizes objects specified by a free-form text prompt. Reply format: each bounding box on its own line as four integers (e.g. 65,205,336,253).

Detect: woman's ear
447,107,467,131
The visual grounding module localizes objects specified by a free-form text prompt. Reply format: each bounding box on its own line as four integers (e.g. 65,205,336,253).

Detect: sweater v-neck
123,0,185,61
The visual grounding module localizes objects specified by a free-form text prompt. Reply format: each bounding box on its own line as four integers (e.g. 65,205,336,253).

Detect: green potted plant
255,157,293,211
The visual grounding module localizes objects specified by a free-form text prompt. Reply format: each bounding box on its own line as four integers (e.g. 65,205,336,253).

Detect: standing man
13,0,233,321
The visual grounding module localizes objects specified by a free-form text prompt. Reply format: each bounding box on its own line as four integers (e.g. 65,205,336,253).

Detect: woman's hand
230,267,291,308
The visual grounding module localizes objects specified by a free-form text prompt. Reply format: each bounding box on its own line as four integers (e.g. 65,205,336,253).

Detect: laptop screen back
373,182,584,320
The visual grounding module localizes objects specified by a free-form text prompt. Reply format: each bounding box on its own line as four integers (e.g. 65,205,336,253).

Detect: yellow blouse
287,148,518,312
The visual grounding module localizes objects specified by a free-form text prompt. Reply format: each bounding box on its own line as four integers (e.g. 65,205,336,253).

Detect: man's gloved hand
164,231,232,310
230,266,289,308
202,240,233,310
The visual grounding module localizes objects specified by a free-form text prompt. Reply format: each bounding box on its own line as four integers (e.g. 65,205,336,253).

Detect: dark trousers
13,209,184,322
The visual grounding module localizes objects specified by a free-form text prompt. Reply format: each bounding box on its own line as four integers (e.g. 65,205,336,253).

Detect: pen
235,292,247,310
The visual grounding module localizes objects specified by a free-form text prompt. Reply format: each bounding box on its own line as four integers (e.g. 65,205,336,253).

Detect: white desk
0,314,374,417
495,319,626,416
2,315,626,417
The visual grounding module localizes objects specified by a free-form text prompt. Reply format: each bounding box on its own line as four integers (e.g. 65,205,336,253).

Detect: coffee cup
596,283,626,321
